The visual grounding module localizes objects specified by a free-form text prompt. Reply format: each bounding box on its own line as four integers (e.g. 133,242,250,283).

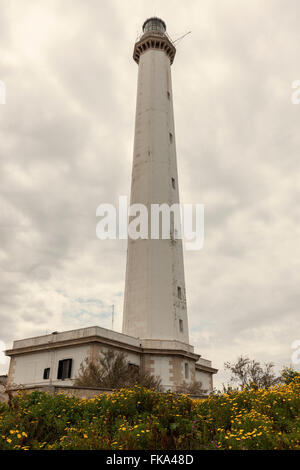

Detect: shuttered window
57,359,72,380
185,363,189,379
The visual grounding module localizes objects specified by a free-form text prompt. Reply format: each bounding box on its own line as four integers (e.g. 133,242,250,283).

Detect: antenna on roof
111,304,115,330
172,31,192,45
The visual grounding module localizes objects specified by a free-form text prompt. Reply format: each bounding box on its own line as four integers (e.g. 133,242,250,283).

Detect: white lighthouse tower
123,17,188,344
122,18,217,390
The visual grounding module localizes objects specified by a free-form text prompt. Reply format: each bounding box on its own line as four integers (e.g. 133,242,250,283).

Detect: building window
179,319,183,332
185,363,189,379
169,132,173,143
172,177,176,189
167,91,171,100
177,286,182,299
57,359,72,380
43,368,50,380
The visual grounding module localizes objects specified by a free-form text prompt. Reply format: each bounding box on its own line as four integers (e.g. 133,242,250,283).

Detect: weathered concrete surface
123,27,189,344
0,384,9,404
5,326,217,392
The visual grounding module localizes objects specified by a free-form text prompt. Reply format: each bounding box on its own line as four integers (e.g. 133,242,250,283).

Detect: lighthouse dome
142,17,166,34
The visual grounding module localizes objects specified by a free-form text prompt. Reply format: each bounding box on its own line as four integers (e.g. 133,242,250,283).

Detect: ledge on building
196,358,218,375
5,326,199,362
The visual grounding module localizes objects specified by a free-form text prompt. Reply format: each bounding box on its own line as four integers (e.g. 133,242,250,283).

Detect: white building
6,326,215,393
6,18,217,394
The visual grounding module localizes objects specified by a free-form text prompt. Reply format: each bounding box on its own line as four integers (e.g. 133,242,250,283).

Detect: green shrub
0,379,299,450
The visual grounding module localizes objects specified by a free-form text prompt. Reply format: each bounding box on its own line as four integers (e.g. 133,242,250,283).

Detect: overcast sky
1,0,300,387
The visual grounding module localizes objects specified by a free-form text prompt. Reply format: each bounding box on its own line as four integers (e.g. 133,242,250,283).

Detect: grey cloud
0,1,300,388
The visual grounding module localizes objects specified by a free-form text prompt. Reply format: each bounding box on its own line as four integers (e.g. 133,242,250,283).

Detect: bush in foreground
74,349,162,391
0,378,299,450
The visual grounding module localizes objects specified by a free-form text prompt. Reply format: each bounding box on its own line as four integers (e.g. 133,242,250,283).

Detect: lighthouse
123,17,189,344
121,18,216,390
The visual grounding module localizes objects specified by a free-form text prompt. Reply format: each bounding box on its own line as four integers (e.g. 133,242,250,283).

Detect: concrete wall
9,345,89,387
195,369,213,393
12,326,140,350
0,385,8,404
8,345,141,389
8,345,214,394
142,354,212,392
7,328,216,393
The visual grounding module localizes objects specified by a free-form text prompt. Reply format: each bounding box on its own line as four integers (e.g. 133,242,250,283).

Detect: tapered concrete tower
123,18,189,344
121,18,217,392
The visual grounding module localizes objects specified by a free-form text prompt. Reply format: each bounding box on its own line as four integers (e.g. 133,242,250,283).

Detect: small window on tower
169,132,173,143
172,178,176,189
185,363,189,379
178,286,182,299
43,368,50,380
179,319,183,332
167,91,171,100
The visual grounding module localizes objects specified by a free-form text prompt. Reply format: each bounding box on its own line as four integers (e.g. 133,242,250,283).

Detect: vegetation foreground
0,378,299,450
